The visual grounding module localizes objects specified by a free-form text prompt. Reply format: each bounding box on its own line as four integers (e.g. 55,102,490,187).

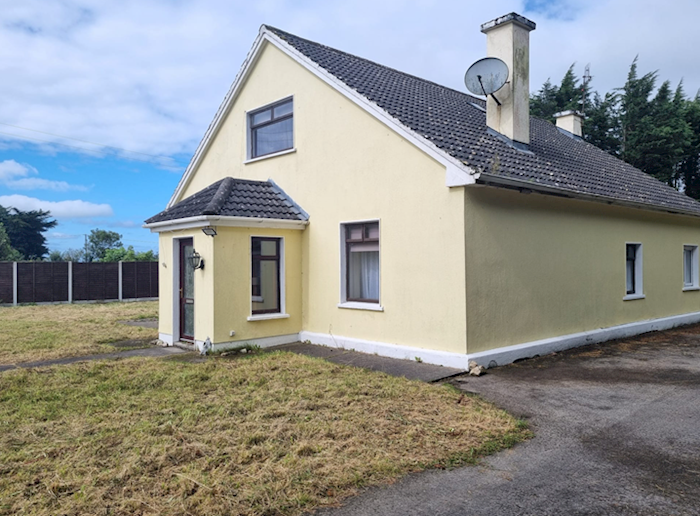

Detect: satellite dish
464,57,509,104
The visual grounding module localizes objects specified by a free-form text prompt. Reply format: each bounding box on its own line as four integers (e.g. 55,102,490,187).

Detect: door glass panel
183,244,194,298
183,301,194,337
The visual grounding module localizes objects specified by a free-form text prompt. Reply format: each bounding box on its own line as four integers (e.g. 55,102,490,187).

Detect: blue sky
2,0,699,255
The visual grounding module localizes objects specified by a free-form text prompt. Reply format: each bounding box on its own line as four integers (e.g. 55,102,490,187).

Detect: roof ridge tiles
202,176,235,215
264,25,485,106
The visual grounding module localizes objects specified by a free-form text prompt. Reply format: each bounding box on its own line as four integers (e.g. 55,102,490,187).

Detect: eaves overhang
143,215,309,233
475,173,700,219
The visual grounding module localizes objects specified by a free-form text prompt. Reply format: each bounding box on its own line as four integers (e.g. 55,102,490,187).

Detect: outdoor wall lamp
188,250,204,270
202,226,217,237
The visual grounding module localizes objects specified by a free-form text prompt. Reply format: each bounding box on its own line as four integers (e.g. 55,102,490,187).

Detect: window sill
337,302,384,312
247,313,290,322
683,286,700,292
244,148,296,164
623,293,645,301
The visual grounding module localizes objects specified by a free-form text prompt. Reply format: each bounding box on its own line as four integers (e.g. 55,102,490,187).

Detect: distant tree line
48,229,158,262
531,58,700,199
0,206,157,262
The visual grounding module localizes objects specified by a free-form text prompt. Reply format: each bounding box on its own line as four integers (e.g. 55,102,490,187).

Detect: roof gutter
143,215,309,233
476,173,700,219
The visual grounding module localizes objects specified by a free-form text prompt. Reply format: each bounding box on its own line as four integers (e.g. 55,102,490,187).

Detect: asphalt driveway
316,325,700,516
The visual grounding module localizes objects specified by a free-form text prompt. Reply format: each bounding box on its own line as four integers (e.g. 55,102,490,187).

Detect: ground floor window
625,243,643,298
252,237,281,314
344,221,379,303
684,245,698,289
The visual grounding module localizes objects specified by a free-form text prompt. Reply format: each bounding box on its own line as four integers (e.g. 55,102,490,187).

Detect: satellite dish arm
478,75,501,106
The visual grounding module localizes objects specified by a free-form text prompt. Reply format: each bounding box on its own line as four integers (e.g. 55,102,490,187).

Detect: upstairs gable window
249,98,293,159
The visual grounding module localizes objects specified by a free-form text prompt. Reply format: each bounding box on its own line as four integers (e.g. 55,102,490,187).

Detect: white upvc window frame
624,242,645,301
683,244,699,291
338,219,383,312
247,235,289,321
246,96,294,161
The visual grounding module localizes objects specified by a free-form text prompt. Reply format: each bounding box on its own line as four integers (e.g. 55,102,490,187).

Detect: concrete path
314,327,700,516
0,346,187,372
274,342,465,382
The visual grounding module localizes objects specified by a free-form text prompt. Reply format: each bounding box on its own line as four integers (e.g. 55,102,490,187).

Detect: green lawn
0,301,158,364
0,353,529,516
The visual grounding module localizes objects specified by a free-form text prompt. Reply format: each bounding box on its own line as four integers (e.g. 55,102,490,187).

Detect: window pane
347,226,363,241
261,240,277,256
366,223,379,240
251,109,272,126
253,118,293,156
685,248,693,285
274,100,293,118
349,251,379,301
252,260,279,312
626,245,635,294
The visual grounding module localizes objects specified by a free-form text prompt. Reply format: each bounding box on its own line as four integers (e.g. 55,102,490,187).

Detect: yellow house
145,13,700,369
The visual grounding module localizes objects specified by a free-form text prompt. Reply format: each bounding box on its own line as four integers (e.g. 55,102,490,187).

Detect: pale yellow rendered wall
157,229,214,342
212,227,302,343
176,41,468,354
465,187,700,353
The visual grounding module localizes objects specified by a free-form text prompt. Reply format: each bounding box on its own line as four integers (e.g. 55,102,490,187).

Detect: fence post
68,261,73,304
12,262,17,306
118,261,123,301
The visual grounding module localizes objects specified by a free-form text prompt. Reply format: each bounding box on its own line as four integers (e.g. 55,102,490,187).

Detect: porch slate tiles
272,342,465,382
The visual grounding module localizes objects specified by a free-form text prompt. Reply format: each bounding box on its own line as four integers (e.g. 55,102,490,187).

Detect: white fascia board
143,215,308,233
167,27,478,208
477,173,700,219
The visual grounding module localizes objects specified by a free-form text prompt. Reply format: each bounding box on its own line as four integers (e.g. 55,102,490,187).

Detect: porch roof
145,177,308,225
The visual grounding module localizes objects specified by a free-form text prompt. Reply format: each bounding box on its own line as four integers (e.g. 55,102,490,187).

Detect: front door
179,238,195,341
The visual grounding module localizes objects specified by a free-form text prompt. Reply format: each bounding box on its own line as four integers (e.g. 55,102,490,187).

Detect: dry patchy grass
0,352,529,515
0,302,158,364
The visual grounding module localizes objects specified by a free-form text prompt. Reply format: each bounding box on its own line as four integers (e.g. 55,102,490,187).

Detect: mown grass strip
0,301,157,364
0,352,529,516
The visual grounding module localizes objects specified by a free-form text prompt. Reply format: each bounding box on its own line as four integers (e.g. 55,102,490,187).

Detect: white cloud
48,232,80,239
0,159,36,181
0,0,698,164
0,194,113,218
0,159,88,191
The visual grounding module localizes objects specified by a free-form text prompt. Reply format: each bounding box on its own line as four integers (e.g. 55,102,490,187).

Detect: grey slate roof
266,26,700,217
145,177,308,224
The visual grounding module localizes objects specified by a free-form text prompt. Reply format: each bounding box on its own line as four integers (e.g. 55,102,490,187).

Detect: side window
251,237,281,314
248,98,293,159
625,243,643,299
343,222,380,303
683,245,699,290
